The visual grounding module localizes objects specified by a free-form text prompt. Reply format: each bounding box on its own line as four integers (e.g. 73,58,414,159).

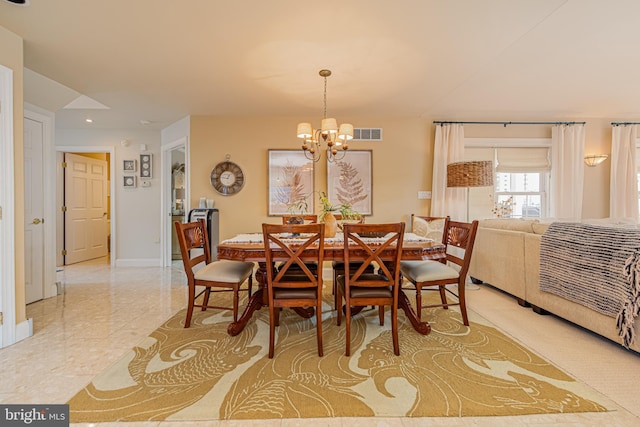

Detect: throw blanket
540,222,640,348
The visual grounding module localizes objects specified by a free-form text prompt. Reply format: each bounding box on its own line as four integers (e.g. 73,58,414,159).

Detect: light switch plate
141,180,151,187
418,191,431,199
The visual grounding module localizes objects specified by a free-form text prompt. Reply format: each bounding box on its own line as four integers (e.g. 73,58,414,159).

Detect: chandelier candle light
298,69,353,162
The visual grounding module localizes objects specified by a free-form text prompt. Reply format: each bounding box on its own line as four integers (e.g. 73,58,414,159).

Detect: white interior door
24,117,44,303
64,153,108,265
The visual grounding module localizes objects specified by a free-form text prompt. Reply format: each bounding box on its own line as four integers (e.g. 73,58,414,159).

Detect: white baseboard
45,283,59,299
15,318,33,343
115,258,163,267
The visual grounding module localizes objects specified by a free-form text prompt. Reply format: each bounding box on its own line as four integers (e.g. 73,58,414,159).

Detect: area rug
68,291,610,422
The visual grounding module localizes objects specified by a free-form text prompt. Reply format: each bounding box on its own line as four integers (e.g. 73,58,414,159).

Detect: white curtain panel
610,125,638,221
550,124,585,220
430,123,465,220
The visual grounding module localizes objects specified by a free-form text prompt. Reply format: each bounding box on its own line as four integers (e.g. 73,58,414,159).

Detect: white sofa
468,218,640,354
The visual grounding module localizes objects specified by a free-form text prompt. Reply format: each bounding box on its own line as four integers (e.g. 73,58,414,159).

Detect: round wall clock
210,159,245,195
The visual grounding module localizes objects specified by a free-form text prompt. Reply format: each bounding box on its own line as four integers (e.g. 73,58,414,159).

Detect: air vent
353,128,383,141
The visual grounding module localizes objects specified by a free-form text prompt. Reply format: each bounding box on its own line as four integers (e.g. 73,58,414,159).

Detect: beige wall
190,116,433,240
0,25,25,323
190,116,614,241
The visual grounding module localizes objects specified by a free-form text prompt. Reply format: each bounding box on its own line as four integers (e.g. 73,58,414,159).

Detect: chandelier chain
323,75,328,119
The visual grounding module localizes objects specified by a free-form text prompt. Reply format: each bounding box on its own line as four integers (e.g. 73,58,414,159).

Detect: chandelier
297,69,353,162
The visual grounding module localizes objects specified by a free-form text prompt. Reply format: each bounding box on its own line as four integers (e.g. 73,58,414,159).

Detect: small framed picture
123,159,137,172
140,154,153,178
123,175,137,188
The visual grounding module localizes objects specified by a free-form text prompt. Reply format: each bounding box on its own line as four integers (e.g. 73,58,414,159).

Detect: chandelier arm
327,148,347,163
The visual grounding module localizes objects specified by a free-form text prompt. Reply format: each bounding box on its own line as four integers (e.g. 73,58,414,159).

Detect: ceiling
1,0,639,130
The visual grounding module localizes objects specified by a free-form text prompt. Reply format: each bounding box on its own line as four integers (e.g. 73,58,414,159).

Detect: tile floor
1,256,639,426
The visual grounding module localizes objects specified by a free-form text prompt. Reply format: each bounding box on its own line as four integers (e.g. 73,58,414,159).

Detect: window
495,172,546,218
465,139,551,220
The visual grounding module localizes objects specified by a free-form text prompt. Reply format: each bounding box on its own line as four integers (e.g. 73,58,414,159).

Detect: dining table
217,231,446,337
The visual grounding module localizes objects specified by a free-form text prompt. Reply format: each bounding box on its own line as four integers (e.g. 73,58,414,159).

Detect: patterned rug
68,290,609,422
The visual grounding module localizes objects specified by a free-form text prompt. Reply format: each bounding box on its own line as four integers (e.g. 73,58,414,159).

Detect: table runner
222,232,432,245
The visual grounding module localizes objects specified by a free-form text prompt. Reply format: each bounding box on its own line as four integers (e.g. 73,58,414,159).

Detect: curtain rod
611,122,640,126
433,120,586,127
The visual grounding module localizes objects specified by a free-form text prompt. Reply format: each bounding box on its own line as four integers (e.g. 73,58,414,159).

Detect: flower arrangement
317,191,363,237
287,196,309,215
490,195,514,218
318,191,336,216
318,192,362,219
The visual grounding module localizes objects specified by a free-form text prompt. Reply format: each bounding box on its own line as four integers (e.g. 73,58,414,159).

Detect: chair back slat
343,223,405,286
175,219,211,278
443,219,479,276
263,223,325,288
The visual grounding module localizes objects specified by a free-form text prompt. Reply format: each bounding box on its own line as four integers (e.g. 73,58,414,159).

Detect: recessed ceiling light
139,120,152,125
85,118,93,123
4,0,30,6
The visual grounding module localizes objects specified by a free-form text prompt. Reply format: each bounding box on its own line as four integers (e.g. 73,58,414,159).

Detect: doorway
56,146,116,267
62,152,109,265
162,137,188,267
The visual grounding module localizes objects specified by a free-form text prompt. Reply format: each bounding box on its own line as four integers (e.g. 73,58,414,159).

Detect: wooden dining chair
175,219,255,327
399,219,478,325
262,222,325,358
331,214,374,297
336,222,405,356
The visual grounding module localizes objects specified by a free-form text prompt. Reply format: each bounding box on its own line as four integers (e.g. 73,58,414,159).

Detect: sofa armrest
469,227,527,300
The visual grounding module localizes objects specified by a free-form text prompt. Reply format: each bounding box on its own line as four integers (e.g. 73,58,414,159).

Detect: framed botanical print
268,150,315,216
140,154,152,178
327,150,372,215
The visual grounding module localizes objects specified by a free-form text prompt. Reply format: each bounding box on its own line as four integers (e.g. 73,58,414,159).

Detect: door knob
32,218,41,224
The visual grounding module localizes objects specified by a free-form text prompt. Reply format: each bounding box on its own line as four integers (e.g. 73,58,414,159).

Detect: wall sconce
584,154,608,167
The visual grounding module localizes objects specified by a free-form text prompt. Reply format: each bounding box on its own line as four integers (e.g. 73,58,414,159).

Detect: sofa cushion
478,218,539,233
532,222,550,234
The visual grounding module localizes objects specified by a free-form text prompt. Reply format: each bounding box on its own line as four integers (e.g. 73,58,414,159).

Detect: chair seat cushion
194,260,254,283
400,260,460,282
336,274,393,298
273,288,318,299
349,285,393,298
